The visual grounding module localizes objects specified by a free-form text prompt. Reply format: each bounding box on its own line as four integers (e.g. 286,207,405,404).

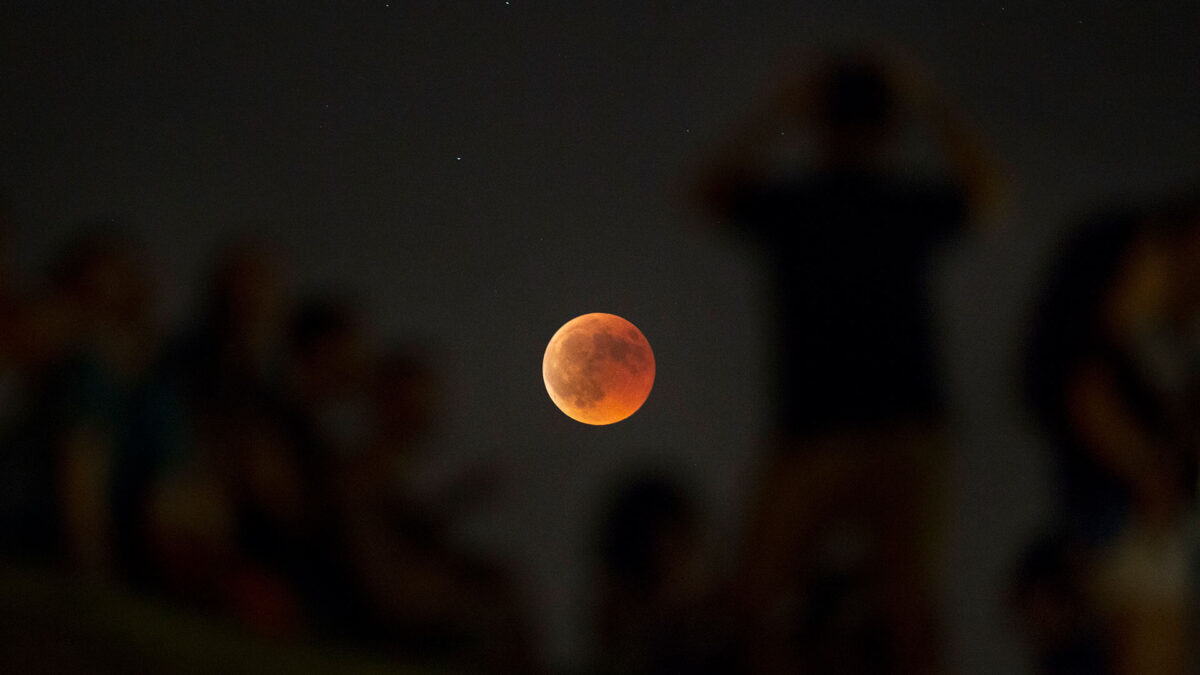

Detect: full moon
543,313,655,425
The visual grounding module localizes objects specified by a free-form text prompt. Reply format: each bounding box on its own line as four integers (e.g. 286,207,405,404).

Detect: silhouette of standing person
1023,197,1200,675
700,52,1003,674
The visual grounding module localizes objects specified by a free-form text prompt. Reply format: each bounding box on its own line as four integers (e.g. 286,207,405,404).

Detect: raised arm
697,72,812,219
890,57,1008,221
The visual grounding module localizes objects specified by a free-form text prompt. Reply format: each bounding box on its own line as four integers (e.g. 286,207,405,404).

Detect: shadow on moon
543,314,654,425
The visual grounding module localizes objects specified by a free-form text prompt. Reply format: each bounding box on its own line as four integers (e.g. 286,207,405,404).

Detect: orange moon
543,313,655,425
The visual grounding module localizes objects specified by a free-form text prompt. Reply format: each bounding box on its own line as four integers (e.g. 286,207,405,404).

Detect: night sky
2,2,1198,670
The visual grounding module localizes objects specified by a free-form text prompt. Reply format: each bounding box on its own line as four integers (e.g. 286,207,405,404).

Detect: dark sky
2,2,1198,670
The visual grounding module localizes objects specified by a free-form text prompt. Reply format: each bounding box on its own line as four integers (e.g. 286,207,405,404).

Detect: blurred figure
222,297,370,636
592,473,741,674
1025,209,1179,548
142,242,294,617
1024,196,1200,675
2,228,156,579
0,199,39,556
172,241,291,422
334,348,534,670
285,298,372,464
700,52,1003,674
0,197,22,431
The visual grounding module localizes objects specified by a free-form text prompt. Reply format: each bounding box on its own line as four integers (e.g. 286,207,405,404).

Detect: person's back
702,53,1001,674
734,166,964,434
707,58,975,435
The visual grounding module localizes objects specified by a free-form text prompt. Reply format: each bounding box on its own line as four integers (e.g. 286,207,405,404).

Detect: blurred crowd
0,225,534,670
1,50,1199,675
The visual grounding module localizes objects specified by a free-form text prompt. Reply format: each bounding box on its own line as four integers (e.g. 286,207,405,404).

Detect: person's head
1095,195,1200,341
1026,197,1200,436
206,241,288,341
812,59,899,167
288,298,372,454
289,298,366,401
598,473,702,602
1151,193,1200,327
372,347,438,446
49,226,151,331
